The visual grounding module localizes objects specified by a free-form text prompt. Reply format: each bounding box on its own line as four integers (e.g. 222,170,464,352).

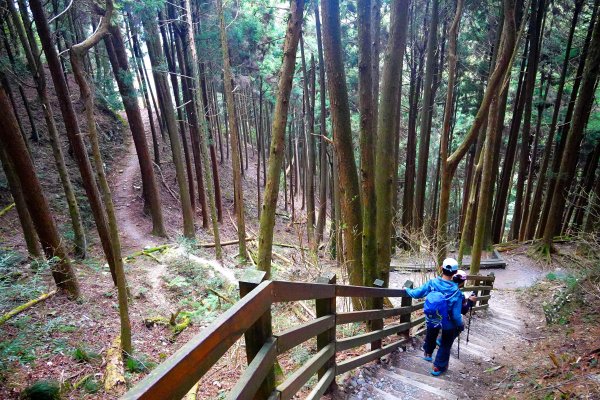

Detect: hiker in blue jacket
405,258,464,376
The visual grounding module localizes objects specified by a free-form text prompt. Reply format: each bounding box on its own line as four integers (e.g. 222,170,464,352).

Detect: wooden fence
123,270,495,400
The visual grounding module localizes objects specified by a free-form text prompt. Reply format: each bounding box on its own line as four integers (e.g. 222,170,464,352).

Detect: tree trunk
256,0,304,277
358,0,377,287
470,0,516,274
217,0,248,261
413,0,439,230
104,24,167,237
141,10,195,238
322,0,363,288
374,0,410,286
314,0,328,247
183,0,222,259
11,0,87,258
0,82,79,298
29,0,118,284
436,0,463,266
69,1,132,355
541,11,600,253
0,147,41,258
510,0,545,240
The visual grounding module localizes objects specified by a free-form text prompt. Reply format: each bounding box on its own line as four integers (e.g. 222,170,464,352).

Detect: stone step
488,317,523,331
489,307,523,322
379,369,464,400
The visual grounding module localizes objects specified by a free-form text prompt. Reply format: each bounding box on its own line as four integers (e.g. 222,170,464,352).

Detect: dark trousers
423,324,457,371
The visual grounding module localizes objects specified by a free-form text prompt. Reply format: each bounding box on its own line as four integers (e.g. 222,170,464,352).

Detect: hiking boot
422,352,433,362
430,366,445,376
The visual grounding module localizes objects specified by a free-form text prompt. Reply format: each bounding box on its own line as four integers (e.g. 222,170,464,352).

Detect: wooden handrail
123,273,495,400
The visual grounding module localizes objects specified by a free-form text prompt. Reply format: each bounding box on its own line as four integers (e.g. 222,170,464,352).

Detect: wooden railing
123,270,495,400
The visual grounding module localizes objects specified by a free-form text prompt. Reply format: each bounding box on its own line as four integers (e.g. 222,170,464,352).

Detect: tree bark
322,0,363,288
256,0,304,277
217,0,248,261
104,24,167,237
141,10,196,238
358,0,377,287
541,10,600,252
374,0,410,286
29,0,118,284
0,82,79,298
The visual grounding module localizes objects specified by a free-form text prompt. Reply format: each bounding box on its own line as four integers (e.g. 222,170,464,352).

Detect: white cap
442,257,459,272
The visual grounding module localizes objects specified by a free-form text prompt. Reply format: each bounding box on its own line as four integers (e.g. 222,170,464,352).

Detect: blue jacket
405,277,464,330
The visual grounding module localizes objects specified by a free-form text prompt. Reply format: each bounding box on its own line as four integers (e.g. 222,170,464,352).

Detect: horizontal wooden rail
275,315,335,354
123,280,273,400
123,273,496,400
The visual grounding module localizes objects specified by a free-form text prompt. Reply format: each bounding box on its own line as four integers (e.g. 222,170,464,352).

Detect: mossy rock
21,380,61,400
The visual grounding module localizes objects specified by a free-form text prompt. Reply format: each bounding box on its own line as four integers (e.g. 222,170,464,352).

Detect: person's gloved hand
457,324,465,333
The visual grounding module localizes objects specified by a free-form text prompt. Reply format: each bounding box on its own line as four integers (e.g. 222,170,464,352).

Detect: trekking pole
466,306,473,344
457,332,460,359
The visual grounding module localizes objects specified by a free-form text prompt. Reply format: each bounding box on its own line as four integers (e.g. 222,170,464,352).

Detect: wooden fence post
481,272,494,307
239,269,275,399
400,280,413,342
315,273,336,393
370,279,385,351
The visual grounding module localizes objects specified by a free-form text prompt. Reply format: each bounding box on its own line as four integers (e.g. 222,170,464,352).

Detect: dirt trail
111,137,160,251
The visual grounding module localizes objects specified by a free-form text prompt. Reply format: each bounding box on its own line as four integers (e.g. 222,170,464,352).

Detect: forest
0,0,599,398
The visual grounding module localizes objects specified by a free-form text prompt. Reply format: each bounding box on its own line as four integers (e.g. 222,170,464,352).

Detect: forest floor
1,92,599,399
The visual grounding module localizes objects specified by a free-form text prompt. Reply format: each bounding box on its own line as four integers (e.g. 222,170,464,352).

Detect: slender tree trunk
541,11,600,253
510,0,545,240
358,0,377,287
104,24,167,237
436,0,463,265
256,0,304,277
183,0,222,259
470,0,516,274
414,0,439,230
11,0,87,258
314,0,328,247
141,10,195,238
70,1,132,355
0,82,79,298
217,0,247,261
0,147,41,258
29,0,118,284
322,0,363,288
375,0,410,287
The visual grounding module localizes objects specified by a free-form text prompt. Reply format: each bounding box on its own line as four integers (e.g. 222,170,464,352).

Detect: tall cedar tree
7,0,87,258
541,9,600,254
217,0,248,261
70,0,132,356
314,0,328,247
257,0,305,277
470,0,517,274
374,0,410,285
436,0,464,265
104,23,167,237
183,0,222,260
357,0,377,287
29,0,119,284
322,0,363,288
0,82,79,298
140,9,196,238
414,0,439,230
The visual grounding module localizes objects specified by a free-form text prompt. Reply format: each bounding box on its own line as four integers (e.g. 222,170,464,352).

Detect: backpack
423,291,451,329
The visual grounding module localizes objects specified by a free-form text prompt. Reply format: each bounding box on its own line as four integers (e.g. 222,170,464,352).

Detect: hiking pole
457,332,460,359
466,306,473,344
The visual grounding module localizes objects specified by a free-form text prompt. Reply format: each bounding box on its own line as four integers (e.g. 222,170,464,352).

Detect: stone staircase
339,291,527,400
